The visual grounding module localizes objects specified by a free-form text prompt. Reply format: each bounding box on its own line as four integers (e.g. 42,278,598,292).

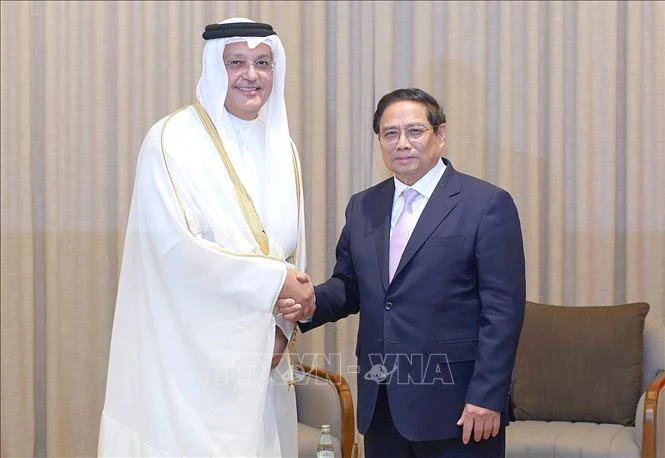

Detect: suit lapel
372,180,395,292
392,164,460,282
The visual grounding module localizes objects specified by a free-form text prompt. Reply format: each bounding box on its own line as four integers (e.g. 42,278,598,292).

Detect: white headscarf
195,17,290,167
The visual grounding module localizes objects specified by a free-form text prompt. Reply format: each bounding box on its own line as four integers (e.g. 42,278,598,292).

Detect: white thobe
98,104,304,457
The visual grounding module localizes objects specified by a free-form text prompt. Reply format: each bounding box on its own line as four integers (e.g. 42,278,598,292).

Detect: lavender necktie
389,188,420,282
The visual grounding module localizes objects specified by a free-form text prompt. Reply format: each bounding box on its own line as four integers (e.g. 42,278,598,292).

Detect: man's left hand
456,403,500,444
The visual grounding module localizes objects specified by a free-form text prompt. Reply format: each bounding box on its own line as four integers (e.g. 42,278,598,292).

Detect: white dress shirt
390,158,447,238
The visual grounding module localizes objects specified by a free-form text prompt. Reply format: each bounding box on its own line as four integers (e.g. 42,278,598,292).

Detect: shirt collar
228,110,262,133
393,157,447,201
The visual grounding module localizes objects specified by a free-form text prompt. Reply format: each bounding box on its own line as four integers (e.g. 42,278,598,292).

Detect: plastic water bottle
316,424,334,457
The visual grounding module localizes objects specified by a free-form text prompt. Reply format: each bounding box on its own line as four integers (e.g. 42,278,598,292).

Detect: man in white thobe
98,18,313,457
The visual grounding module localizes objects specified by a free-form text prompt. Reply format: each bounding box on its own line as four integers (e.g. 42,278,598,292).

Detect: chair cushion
298,422,341,458
511,302,649,426
507,420,639,458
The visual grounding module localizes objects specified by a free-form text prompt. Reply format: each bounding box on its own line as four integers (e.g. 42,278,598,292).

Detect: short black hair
372,88,446,134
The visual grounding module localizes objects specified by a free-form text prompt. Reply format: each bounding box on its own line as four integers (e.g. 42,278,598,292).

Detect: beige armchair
294,364,358,458
507,302,665,458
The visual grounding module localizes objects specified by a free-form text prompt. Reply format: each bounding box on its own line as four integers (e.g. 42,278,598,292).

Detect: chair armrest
642,370,665,458
295,364,356,458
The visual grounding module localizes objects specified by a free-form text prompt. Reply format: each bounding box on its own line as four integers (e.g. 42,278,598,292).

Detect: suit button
384,301,393,310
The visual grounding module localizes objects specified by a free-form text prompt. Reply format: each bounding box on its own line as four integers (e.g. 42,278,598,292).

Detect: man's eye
383,130,399,140
408,127,426,136
255,60,272,69
226,60,244,67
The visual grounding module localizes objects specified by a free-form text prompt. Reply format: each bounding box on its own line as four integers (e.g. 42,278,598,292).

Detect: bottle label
317,452,334,458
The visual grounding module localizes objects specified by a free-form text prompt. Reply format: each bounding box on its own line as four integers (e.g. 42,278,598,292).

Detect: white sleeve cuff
274,314,296,339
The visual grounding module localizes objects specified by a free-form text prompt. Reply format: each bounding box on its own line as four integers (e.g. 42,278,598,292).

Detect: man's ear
437,123,447,142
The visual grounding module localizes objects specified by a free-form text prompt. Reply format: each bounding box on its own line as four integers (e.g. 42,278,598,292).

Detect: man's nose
396,130,412,148
242,63,258,79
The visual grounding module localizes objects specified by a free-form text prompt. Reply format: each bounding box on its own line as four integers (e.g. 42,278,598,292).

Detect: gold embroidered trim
160,105,195,235
287,140,301,264
161,105,303,278
159,106,278,261
193,102,270,255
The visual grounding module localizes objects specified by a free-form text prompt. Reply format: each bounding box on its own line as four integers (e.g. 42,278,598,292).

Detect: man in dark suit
280,88,525,457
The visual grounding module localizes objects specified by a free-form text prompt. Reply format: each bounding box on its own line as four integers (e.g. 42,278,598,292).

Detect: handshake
271,268,315,369
277,268,316,323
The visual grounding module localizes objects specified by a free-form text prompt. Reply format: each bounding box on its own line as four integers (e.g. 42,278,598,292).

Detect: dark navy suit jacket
301,158,526,442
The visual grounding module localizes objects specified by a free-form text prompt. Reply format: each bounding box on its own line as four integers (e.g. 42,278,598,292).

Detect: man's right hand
278,269,315,322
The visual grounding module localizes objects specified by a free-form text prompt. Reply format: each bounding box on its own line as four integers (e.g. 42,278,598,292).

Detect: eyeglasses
223,58,274,75
378,125,438,146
